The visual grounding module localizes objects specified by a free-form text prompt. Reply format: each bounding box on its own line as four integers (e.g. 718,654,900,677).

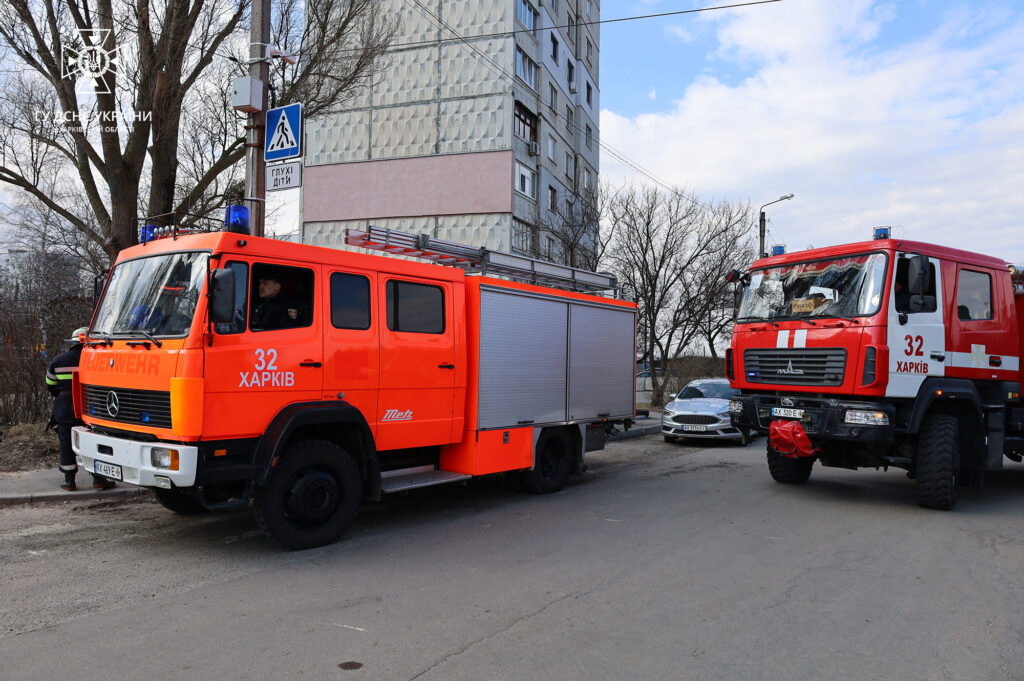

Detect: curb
0,486,149,508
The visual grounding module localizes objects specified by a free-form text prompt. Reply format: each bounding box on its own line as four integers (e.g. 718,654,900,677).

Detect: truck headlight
72,429,80,450
844,410,889,426
729,400,744,414
150,447,180,470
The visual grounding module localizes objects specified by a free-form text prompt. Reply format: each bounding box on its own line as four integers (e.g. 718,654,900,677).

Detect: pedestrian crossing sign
265,103,302,162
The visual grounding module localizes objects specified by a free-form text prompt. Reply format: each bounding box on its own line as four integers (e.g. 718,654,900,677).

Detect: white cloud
664,24,693,43
648,87,657,100
601,1,1024,262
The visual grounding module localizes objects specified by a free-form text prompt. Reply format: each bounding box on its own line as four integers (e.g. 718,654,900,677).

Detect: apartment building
301,0,600,265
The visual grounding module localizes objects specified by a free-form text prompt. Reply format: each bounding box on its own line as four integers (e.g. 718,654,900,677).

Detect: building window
512,218,537,254
548,185,557,211
550,0,559,13
586,81,593,107
516,0,538,34
565,152,573,178
567,14,575,42
585,124,592,149
957,270,993,320
548,134,557,160
515,48,538,90
515,161,537,199
586,0,592,18
586,36,593,61
514,101,537,142
549,83,558,110
565,106,573,133
550,35,559,62
330,272,371,330
567,61,575,88
386,280,445,334
583,168,592,190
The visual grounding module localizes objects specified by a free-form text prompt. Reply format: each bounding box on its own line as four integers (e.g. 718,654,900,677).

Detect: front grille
672,414,720,425
83,385,172,428
743,348,847,386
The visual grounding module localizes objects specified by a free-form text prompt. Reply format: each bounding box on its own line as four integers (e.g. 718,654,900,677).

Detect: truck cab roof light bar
346,226,619,293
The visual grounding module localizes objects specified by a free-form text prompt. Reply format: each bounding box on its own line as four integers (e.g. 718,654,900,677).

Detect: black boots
60,469,77,491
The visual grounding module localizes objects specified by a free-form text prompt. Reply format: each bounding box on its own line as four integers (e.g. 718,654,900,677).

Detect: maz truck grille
743,348,847,386
83,385,173,428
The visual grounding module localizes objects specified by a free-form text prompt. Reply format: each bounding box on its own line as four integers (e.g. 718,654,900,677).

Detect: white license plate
682,425,707,432
771,407,804,419
94,460,122,481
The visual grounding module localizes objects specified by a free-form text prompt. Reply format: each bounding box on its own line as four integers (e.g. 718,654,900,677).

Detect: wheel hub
285,470,341,524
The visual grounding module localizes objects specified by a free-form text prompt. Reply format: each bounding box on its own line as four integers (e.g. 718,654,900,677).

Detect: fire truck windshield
92,252,209,337
737,252,888,322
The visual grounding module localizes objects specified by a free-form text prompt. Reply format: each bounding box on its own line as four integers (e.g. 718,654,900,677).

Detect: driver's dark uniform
253,293,302,330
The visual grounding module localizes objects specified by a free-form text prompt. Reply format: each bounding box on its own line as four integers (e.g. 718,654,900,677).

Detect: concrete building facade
302,0,600,264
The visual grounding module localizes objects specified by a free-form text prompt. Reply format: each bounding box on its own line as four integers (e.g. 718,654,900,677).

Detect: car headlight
717,411,731,418
844,409,889,426
150,447,180,470
729,400,744,414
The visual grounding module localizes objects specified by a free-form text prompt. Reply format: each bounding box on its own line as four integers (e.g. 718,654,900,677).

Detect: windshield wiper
87,332,113,347
137,331,163,348
814,314,860,325
737,317,780,328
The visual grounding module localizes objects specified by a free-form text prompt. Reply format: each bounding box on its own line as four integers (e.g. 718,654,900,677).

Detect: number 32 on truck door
239,348,295,387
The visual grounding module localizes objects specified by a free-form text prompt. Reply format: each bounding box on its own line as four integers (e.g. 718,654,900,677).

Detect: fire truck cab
727,232,1024,509
72,226,637,548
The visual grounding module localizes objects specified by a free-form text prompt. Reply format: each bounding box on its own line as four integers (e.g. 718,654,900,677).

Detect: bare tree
607,186,754,405
539,183,610,271
0,0,397,263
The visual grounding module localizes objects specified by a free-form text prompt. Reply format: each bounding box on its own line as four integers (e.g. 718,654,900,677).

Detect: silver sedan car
661,379,751,446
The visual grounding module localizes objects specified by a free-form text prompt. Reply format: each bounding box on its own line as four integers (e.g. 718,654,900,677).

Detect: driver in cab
253,270,302,330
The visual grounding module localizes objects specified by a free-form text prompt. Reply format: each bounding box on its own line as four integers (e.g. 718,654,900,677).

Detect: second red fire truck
728,229,1023,509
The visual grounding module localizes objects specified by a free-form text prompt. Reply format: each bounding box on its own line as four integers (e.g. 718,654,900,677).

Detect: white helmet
65,327,89,343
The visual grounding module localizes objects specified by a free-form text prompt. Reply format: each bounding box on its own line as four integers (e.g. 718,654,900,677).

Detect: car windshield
677,383,736,400
92,252,209,337
737,253,888,322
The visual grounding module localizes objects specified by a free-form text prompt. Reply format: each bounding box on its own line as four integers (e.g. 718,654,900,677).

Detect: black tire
915,413,959,510
767,447,814,484
520,428,573,494
664,435,678,443
153,488,208,515
254,439,362,550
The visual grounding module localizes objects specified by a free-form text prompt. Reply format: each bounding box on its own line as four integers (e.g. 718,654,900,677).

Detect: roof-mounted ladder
345,226,619,294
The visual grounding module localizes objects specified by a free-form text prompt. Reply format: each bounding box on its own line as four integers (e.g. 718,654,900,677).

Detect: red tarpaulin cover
769,419,820,458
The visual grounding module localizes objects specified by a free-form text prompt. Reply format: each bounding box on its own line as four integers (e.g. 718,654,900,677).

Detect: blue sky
599,0,1024,261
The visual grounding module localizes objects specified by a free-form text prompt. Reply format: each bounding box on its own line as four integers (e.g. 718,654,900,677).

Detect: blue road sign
265,103,302,162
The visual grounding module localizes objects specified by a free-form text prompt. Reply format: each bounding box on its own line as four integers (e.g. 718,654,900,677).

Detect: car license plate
771,407,804,419
683,425,707,432
94,460,122,481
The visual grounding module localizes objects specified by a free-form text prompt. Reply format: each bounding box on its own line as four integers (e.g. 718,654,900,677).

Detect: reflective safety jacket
46,344,83,397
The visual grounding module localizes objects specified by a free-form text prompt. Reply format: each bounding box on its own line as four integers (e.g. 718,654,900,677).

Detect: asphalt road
2,435,1023,681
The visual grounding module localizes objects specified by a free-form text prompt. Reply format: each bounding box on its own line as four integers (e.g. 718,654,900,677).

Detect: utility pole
245,0,272,237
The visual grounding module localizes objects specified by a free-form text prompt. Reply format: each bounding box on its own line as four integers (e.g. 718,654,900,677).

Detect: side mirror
907,255,930,295
209,268,236,324
725,269,744,283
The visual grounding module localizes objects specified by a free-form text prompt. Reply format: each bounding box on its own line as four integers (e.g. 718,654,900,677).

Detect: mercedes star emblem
106,391,120,418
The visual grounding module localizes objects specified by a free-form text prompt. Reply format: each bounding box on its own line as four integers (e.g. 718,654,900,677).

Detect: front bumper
661,412,744,439
72,427,198,488
731,394,895,445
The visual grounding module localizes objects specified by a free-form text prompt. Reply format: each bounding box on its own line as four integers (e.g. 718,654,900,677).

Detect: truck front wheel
255,439,361,550
521,428,573,494
153,488,207,515
915,413,959,511
767,447,814,484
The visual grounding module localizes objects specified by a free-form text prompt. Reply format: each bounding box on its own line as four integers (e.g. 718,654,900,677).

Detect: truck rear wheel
521,428,573,494
153,488,207,515
915,413,959,510
767,447,814,484
255,439,361,550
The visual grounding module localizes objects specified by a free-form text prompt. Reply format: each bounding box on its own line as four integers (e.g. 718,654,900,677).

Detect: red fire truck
727,230,1023,509
71,224,637,548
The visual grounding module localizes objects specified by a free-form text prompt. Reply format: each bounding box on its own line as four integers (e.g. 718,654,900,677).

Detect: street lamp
759,193,795,257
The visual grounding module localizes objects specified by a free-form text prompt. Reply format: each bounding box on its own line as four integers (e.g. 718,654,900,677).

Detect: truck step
380,466,472,493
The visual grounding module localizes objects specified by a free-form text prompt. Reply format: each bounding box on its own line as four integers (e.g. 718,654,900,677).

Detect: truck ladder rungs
380,465,472,493
346,226,618,293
